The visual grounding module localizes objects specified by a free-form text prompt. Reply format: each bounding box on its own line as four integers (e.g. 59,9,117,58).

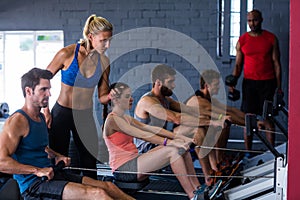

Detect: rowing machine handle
189,143,196,149
41,161,65,181
224,119,232,127
178,143,196,155
54,160,65,172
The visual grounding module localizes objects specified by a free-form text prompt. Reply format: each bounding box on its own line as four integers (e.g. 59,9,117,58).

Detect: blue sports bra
61,43,102,88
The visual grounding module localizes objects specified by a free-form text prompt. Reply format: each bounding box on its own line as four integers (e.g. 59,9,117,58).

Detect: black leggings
49,102,98,179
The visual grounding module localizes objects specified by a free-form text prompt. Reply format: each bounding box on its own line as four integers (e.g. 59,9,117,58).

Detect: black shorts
113,157,138,182
22,171,83,200
241,78,276,115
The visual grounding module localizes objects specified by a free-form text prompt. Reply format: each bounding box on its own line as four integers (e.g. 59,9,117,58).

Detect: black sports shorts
113,156,138,182
241,78,276,115
22,171,83,200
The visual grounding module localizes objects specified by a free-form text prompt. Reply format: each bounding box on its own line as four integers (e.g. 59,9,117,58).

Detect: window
217,0,225,57
0,31,64,113
230,0,241,56
217,0,253,57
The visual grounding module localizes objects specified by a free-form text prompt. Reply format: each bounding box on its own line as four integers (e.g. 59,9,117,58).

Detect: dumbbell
225,75,240,101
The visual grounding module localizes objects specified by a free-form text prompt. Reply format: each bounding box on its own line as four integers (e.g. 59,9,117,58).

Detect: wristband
163,138,168,146
218,114,223,120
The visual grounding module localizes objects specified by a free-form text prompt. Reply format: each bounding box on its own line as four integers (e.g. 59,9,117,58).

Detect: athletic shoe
207,179,223,199
192,180,223,200
192,184,209,200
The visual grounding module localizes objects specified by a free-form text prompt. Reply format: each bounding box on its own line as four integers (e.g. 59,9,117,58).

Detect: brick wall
0,0,290,162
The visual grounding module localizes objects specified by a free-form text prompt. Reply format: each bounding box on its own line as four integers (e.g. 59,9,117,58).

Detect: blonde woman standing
45,14,114,179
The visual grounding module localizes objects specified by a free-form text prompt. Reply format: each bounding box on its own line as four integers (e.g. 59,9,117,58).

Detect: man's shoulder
238,32,249,43
1,112,28,135
262,30,276,40
185,94,199,106
140,92,158,101
140,94,159,104
185,90,204,103
136,92,159,108
263,30,275,35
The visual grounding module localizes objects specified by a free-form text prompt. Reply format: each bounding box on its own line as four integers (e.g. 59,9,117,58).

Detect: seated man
185,69,245,177
134,64,230,186
0,68,134,200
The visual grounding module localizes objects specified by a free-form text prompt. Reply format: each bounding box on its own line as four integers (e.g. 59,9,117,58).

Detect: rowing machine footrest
113,178,149,193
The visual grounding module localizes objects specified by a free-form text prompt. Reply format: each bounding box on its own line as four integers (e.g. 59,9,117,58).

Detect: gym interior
0,0,299,199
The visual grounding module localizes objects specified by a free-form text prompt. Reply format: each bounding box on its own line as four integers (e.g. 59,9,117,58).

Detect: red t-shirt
239,30,276,80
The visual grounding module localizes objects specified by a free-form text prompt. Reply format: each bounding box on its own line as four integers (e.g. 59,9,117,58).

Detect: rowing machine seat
0,173,22,200
113,178,150,194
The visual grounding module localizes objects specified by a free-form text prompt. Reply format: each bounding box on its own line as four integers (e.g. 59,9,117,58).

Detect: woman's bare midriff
57,83,95,110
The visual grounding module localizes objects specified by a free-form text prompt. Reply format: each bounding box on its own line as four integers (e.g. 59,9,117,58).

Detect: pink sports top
103,115,138,171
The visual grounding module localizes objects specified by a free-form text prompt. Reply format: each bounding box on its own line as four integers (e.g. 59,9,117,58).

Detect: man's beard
160,86,173,97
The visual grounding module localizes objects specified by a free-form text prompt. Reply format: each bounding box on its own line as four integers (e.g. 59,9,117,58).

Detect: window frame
0,30,64,112
217,0,253,59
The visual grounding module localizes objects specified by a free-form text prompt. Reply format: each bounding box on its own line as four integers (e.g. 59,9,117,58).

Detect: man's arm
44,146,71,166
232,41,244,78
272,36,282,89
135,96,220,127
135,96,181,124
211,97,245,125
0,114,53,179
227,40,244,93
183,96,225,120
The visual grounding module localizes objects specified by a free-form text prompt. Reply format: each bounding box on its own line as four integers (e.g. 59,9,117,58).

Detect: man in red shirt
230,9,282,153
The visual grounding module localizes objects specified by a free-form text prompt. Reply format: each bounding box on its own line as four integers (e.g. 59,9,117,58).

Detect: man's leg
62,181,113,200
216,127,230,164
243,129,253,150
81,177,135,200
183,151,201,189
22,178,116,200
264,119,275,146
204,127,220,172
241,79,257,151
259,79,277,147
194,127,214,186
